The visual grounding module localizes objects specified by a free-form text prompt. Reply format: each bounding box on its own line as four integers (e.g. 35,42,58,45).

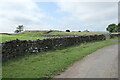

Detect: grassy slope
1,34,46,42
13,30,48,37
0,30,48,42
0,30,108,42
45,32,108,35
3,39,118,78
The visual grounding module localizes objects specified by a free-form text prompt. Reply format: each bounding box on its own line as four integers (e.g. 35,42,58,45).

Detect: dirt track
55,44,118,78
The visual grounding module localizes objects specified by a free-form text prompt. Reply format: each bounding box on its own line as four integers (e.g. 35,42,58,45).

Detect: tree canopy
14,25,24,33
106,23,120,32
66,30,70,32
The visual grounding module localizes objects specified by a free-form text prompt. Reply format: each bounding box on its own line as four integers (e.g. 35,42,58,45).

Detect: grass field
3,39,118,78
13,30,109,36
0,30,50,42
0,34,47,42
0,30,109,42
45,31,108,35
13,30,48,37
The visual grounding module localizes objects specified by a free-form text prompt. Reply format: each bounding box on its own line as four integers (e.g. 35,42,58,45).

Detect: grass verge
2,39,118,78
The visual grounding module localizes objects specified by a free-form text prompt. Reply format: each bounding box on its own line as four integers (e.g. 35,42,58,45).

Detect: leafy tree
116,23,120,32
118,23,120,32
66,30,70,32
14,25,24,33
106,24,116,32
14,30,19,33
118,23,120,26
106,23,120,32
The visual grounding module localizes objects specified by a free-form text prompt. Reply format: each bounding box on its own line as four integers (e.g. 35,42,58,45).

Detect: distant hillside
41,31,108,36
12,30,49,37
13,30,63,37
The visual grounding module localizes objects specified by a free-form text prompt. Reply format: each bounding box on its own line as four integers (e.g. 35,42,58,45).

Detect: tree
14,30,19,33
118,23,120,32
118,23,120,26
115,23,120,32
14,25,24,33
106,24,116,32
66,30,70,32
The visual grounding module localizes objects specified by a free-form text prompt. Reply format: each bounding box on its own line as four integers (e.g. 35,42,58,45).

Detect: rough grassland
0,30,50,42
3,39,118,78
0,30,108,42
0,34,46,42
46,32,108,35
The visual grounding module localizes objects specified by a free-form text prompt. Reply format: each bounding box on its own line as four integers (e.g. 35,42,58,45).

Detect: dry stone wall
1,34,119,61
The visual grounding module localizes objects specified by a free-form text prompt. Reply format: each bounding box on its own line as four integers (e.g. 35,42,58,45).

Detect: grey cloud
0,0,47,33
56,2,118,31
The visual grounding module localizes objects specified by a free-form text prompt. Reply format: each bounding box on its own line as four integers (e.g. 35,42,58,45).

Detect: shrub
66,30,70,32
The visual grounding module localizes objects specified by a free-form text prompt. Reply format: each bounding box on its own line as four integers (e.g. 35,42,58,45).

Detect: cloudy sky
0,0,119,33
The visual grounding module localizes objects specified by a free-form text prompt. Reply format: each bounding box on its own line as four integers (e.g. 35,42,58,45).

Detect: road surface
55,44,118,78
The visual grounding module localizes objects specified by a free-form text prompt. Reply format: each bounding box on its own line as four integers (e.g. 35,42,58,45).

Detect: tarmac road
55,44,118,78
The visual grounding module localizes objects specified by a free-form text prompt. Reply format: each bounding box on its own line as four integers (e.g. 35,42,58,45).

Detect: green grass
0,30,51,42
0,30,108,42
0,34,47,42
13,30,48,37
17,30,106,36
45,31,108,35
2,39,118,78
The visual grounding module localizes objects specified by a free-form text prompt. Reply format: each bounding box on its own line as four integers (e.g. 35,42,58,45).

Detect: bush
66,30,70,32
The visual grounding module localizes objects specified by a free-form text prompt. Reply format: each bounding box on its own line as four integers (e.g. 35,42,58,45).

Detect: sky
0,0,119,33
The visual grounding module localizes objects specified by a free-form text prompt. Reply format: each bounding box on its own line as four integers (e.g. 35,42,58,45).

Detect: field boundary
1,34,119,61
